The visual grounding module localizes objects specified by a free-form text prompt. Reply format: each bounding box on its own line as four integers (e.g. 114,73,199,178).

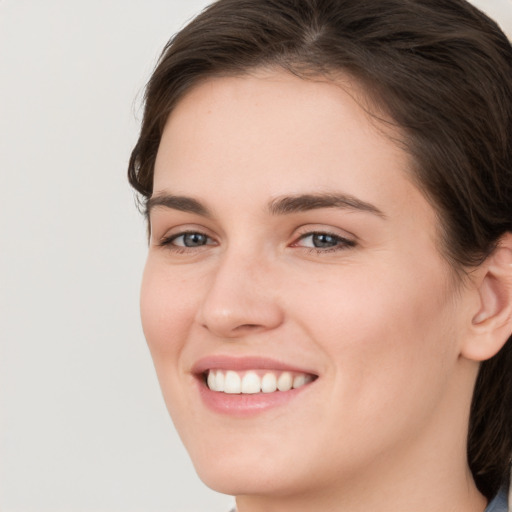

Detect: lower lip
196,377,314,417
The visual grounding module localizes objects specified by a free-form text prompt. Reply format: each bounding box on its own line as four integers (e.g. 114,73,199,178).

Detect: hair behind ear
468,337,512,498
467,235,512,498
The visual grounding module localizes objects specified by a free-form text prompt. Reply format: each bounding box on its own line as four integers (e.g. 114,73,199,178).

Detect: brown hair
128,0,512,499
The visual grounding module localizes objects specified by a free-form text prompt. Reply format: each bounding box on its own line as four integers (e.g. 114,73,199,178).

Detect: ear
461,233,512,362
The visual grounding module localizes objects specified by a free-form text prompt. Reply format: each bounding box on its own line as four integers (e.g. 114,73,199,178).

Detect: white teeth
261,372,277,393
277,372,293,391
207,371,216,391
241,372,261,394
205,369,314,394
224,371,241,394
292,374,306,389
215,370,225,392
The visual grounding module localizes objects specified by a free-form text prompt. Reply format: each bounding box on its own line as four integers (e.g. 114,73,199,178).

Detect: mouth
192,356,318,415
204,369,315,394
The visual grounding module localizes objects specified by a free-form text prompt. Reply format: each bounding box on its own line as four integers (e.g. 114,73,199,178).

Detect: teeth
241,372,261,394
224,371,241,394
215,370,225,392
292,374,306,389
277,372,293,391
261,372,277,393
207,371,216,391
205,370,313,394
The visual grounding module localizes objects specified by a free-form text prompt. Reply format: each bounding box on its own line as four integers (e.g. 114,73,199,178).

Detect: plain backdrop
1,1,510,511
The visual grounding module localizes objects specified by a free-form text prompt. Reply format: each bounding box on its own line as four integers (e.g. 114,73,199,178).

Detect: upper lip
191,355,318,376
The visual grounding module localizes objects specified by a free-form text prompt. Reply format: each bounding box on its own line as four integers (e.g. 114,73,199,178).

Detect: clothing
485,484,509,512
228,486,510,512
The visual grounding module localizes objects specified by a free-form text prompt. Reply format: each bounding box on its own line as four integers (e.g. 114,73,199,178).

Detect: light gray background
1,1,510,511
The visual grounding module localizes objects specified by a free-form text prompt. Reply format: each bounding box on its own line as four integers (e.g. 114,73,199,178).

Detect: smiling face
141,70,480,507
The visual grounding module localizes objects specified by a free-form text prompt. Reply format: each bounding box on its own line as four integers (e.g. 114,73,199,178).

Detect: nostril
234,324,264,332
200,321,267,339
200,322,260,330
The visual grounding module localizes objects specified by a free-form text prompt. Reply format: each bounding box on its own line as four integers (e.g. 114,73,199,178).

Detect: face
141,70,474,500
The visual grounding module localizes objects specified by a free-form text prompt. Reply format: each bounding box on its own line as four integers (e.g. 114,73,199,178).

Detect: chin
177,425,316,497
193,456,310,497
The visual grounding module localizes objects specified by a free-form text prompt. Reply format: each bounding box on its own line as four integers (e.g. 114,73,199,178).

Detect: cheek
291,257,458,422
140,259,205,427
140,259,198,366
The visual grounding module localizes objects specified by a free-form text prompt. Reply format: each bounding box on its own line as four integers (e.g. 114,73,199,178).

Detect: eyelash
158,230,356,255
293,231,356,254
159,231,216,253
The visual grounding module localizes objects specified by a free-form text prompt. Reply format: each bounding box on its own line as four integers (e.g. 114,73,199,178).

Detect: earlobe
462,234,512,362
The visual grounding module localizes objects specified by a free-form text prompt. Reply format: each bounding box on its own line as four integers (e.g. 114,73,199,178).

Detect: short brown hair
128,0,512,498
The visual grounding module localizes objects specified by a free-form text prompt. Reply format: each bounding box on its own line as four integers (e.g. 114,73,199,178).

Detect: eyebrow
147,193,212,218
147,192,385,219
268,193,386,218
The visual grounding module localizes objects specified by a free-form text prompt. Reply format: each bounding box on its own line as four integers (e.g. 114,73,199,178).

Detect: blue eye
163,232,214,248
309,233,340,248
295,232,355,251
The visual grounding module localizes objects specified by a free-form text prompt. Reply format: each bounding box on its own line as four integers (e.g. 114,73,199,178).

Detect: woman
128,0,512,510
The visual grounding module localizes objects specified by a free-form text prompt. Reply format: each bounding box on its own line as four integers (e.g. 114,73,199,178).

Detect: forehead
155,71,435,223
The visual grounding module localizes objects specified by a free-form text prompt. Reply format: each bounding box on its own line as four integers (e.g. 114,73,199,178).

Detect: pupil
184,233,207,247
313,234,337,248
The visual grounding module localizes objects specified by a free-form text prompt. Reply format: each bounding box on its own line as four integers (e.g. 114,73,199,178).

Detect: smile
192,356,318,415
206,369,314,394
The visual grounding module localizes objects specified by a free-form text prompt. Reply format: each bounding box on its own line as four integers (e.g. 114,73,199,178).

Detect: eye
161,231,216,249
292,232,356,251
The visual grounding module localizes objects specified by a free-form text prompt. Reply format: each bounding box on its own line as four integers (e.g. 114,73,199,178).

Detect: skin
141,70,491,512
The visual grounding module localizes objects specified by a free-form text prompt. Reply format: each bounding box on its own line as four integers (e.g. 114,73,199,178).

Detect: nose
196,251,284,339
